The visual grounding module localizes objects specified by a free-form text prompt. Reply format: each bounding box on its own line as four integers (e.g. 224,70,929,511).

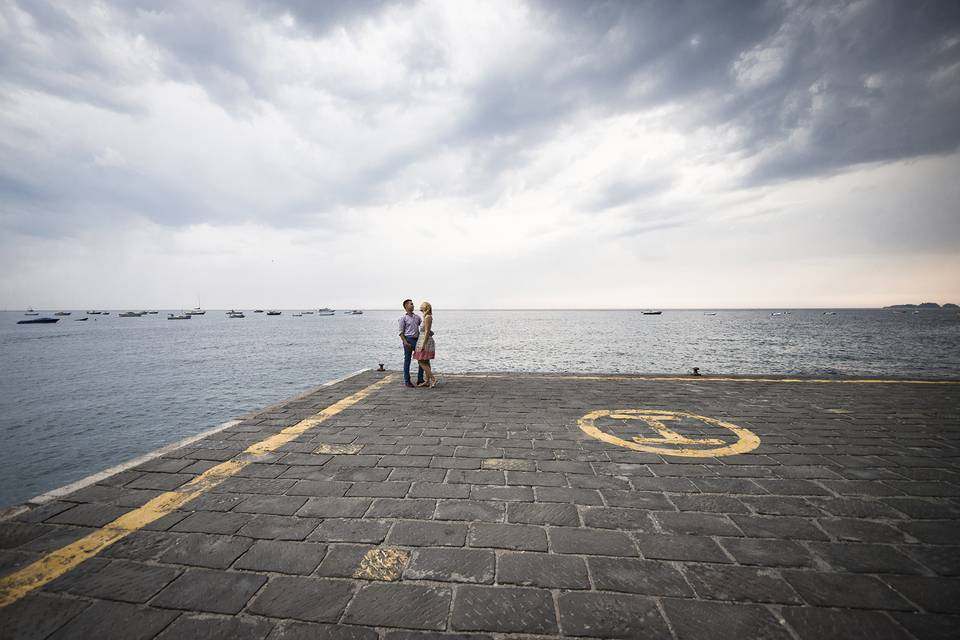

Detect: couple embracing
399,299,438,388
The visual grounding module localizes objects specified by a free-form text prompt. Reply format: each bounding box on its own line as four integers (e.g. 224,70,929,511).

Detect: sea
1,308,958,509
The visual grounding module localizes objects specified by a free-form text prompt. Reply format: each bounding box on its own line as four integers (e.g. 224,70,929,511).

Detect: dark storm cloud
490,0,960,184
1,0,958,237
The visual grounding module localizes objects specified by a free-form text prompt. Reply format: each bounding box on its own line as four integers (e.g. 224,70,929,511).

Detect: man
398,299,423,387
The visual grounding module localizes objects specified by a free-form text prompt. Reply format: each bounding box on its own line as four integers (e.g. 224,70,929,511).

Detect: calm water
1,308,958,508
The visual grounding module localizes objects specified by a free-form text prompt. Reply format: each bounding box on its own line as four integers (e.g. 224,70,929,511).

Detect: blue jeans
403,337,424,385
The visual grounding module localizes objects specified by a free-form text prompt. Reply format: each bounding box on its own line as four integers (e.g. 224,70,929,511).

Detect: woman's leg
418,360,432,386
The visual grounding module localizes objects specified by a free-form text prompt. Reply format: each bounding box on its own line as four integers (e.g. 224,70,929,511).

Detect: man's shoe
404,382,416,388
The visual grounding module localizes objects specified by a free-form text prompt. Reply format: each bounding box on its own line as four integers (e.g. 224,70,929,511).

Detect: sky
1,0,959,309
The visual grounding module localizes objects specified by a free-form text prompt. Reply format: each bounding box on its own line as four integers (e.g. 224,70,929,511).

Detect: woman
413,301,438,388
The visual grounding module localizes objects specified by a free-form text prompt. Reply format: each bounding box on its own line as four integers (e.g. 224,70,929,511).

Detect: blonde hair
420,301,433,316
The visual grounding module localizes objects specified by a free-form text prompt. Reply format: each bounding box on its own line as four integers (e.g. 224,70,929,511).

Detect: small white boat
346,310,364,315
266,310,281,316
119,311,145,317
227,311,245,318
168,312,191,320
186,308,205,315
770,312,783,316
54,311,71,316
823,311,837,315
704,312,717,316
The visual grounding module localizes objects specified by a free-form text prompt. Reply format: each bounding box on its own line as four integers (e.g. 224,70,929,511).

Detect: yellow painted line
579,409,761,457
0,374,395,608
448,374,960,385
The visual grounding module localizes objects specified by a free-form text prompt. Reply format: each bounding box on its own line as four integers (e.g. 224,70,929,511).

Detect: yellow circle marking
578,409,760,457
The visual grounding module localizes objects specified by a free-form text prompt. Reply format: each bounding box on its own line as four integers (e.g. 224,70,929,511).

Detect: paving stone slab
662,598,793,640
0,593,90,640
781,607,912,640
497,551,589,589
343,584,451,630
155,614,274,640
247,576,355,622
387,521,467,547
588,556,693,596
234,540,328,574
47,600,178,640
266,621,377,640
558,591,672,639
404,548,495,583
151,568,266,614
451,585,557,634
311,519,391,544
43,559,180,603
468,523,547,551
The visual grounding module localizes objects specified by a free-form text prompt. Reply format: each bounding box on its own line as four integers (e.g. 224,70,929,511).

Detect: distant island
884,302,958,309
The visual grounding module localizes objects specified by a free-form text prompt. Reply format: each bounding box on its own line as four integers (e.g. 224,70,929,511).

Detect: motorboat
642,311,662,315
119,311,145,317
227,311,245,318
146,311,159,314
704,312,717,316
186,308,206,315
346,310,363,315
317,309,335,316
18,317,59,324
102,312,111,315
254,309,264,313
770,312,783,316
23,312,39,316
168,312,191,320
266,310,281,316
292,313,303,317
54,311,71,316
823,311,837,315
74,317,88,321
86,311,102,315
302,311,314,314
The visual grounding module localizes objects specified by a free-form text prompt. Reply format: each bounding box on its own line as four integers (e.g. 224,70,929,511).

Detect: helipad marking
0,374,395,608
578,409,760,457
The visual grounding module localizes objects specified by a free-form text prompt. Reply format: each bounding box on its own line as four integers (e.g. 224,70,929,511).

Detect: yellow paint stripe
0,374,395,608
448,374,960,385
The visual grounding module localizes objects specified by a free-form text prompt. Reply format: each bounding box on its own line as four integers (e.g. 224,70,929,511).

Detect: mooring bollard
692,367,701,376
377,363,385,372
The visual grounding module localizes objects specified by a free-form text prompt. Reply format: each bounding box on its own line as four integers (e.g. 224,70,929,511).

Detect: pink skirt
413,333,435,361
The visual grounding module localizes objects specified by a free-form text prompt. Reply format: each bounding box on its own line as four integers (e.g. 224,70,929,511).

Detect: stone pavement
1,370,959,639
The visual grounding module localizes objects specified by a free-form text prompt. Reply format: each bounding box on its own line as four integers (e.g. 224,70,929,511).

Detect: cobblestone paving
1,370,959,639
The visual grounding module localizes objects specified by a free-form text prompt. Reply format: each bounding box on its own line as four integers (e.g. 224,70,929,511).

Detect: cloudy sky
2,0,958,309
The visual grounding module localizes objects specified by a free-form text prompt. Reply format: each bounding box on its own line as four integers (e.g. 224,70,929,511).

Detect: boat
266,310,281,316
74,317,88,321
185,308,206,315
86,311,102,315
642,311,662,315
119,311,145,317
227,311,245,318
253,309,264,313
146,311,159,314
54,311,71,316
23,312,39,316
167,312,191,320
292,313,303,317
102,312,110,315
823,311,837,315
302,311,314,314
317,308,335,316
346,310,363,315
704,312,717,316
770,312,783,316
17,317,59,324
